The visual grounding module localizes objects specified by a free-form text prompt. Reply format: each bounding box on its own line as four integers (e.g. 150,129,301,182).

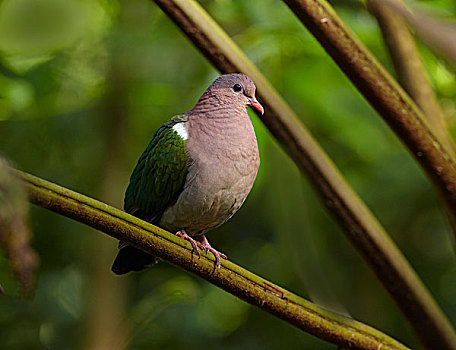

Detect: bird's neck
186,108,254,149
187,93,257,145
191,94,244,119
190,107,252,135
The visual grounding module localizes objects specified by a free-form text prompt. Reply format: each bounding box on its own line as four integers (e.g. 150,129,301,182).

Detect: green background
1,0,455,348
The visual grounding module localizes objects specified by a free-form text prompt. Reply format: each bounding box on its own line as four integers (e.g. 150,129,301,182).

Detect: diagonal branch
367,0,454,156
16,169,408,350
152,0,456,348
283,0,456,237
375,0,456,65
367,0,456,252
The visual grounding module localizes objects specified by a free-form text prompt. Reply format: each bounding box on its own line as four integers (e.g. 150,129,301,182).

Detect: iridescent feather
124,116,189,225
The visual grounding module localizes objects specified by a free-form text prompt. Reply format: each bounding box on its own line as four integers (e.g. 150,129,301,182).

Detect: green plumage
124,116,189,224
113,73,262,274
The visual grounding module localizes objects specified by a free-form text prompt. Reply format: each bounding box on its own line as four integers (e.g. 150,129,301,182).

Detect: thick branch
283,1,456,239
367,0,454,155
16,170,407,350
152,0,456,348
367,0,456,252
377,0,456,66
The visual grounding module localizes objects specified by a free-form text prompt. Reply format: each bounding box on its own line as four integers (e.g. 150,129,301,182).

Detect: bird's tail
111,245,158,275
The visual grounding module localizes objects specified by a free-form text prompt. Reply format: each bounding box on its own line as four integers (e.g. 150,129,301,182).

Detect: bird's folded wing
124,116,189,225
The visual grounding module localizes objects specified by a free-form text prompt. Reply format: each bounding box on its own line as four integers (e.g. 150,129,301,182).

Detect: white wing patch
173,123,188,140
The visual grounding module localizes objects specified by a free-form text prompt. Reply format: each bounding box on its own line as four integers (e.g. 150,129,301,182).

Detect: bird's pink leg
176,230,201,258
197,235,227,269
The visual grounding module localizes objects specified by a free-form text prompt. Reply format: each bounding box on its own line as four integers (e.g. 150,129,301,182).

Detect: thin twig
152,0,456,348
17,169,408,350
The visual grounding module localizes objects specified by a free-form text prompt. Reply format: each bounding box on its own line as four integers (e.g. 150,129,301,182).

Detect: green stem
152,0,456,348
17,169,407,350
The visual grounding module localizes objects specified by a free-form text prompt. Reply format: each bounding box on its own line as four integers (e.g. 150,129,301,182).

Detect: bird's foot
197,235,227,269
176,230,201,258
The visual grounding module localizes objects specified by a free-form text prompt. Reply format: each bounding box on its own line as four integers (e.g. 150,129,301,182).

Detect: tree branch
367,0,454,156
367,0,456,253
282,0,456,242
374,0,456,66
152,0,456,348
16,169,408,350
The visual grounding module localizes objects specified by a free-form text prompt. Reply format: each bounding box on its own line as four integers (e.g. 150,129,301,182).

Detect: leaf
0,156,38,297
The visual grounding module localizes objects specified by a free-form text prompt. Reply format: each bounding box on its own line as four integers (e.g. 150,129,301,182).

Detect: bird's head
199,73,264,116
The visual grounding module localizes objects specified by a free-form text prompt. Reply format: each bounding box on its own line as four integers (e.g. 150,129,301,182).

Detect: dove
112,73,263,274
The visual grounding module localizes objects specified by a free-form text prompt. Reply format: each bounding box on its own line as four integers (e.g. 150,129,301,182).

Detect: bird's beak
247,97,264,115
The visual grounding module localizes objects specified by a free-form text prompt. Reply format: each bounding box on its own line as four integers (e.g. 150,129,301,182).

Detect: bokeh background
1,0,455,349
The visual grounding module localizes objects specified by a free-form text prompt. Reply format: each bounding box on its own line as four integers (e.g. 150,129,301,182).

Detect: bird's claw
176,231,227,269
176,230,201,258
197,235,227,269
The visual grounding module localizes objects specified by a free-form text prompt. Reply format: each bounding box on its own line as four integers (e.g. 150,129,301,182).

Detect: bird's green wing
124,116,189,224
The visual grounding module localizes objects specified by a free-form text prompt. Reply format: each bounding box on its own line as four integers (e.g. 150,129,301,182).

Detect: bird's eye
232,84,242,92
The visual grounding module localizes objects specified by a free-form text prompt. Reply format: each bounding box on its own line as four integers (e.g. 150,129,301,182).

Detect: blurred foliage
0,0,455,349
0,156,38,297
